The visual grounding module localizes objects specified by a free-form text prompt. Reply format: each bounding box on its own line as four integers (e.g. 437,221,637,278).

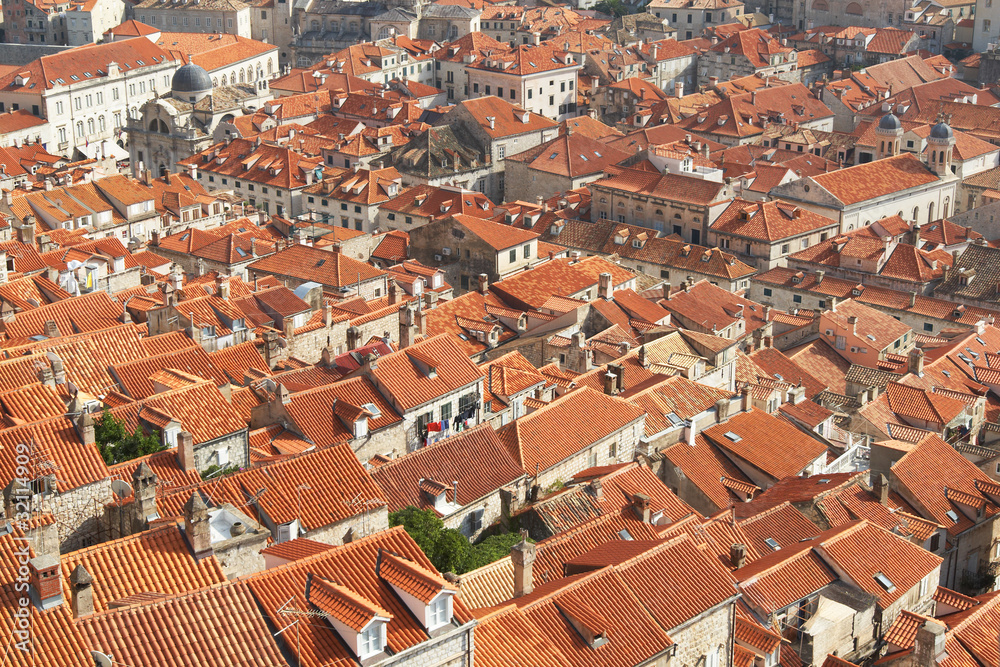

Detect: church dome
930,122,953,140
171,62,213,95
878,113,901,131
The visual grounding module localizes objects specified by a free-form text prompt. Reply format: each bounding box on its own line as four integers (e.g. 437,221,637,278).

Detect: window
416,411,434,438
763,288,772,297
429,596,450,628
497,144,505,159
793,295,802,304
523,244,530,259
509,248,516,263
781,243,790,254
984,19,992,32
467,508,484,534
359,625,383,658
706,647,719,667
440,402,452,422
608,441,616,458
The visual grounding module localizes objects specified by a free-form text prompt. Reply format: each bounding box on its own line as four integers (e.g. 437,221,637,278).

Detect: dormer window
428,594,450,629
359,623,385,658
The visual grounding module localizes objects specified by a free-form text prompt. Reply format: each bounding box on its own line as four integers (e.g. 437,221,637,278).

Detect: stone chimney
51,355,66,385
598,272,613,300
872,472,889,505
913,621,946,667
216,274,231,301
675,80,684,98
75,411,95,446
632,493,652,523
908,348,924,376
43,320,60,338
183,491,212,559
603,371,617,396
132,461,159,529
848,315,858,335
638,344,648,368
347,325,361,351
511,534,536,598
716,397,731,422
589,478,604,501
478,273,489,295
36,362,55,388
70,564,94,618
730,543,747,569
740,386,751,412
29,555,63,610
177,431,196,473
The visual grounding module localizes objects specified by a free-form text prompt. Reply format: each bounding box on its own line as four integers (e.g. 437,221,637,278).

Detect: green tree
594,0,629,17
463,532,525,571
94,410,165,465
390,506,446,557
433,529,471,574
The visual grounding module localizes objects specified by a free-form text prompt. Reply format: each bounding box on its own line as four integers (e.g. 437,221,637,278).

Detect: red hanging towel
426,422,442,432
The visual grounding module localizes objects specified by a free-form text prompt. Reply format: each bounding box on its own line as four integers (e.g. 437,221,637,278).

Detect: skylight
946,510,959,523
873,572,896,592
724,431,742,442
764,538,780,551
976,337,985,346
549,152,558,159
666,412,683,427
363,402,381,418
618,529,634,541
866,334,876,341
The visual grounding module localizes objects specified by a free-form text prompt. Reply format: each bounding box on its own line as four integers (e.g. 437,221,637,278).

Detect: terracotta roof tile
371,423,525,512
497,387,645,474
702,408,828,480
247,526,472,667
80,582,287,667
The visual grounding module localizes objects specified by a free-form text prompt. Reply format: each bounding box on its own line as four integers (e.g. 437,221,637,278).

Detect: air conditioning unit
434,254,442,262
850,346,859,353
442,247,451,255
825,329,834,336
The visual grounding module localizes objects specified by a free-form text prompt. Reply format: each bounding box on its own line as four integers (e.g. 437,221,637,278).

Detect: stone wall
308,506,391,546
193,431,249,473
383,621,474,667
535,417,645,491
0,43,71,66
670,601,736,667
39,481,114,552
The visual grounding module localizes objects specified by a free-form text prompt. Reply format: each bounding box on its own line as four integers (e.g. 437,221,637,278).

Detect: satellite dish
111,479,133,500
91,652,113,667
66,260,84,271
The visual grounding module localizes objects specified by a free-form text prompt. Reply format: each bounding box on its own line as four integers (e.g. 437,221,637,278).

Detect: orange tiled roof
61,523,227,613
248,244,385,288
497,387,645,474
701,408,828,480
80,581,287,667
371,423,525,512
371,334,484,411
246,526,473,667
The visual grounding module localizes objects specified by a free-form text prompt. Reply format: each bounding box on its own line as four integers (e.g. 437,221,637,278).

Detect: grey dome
172,62,213,94
878,113,901,131
930,122,953,140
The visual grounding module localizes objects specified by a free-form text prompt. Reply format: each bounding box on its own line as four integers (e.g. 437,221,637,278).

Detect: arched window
846,2,863,13
928,201,935,222
812,0,829,9
655,209,664,216
943,197,950,218
239,69,245,83
599,197,607,203
913,206,920,222
220,74,227,85
378,26,391,39
76,121,84,136
87,118,95,134
98,116,106,132
267,59,273,74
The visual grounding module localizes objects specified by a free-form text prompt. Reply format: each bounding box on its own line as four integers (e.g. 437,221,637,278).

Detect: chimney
478,273,489,295
511,534,537,597
848,315,858,335
909,292,917,308
75,411,95,446
609,363,624,393
216,274,231,300
132,461,159,529
43,320,60,338
29,555,63,610
51,356,66,385
730,543,747,569
872,473,889,505
589,478,604,501
816,270,825,284
598,272,613,300
908,348,924,376
347,326,361,351
388,280,400,305
632,493,652,523
183,491,212,559
603,371,618,396
741,386,751,412
913,621,947,667
70,564,94,618
675,80,684,98
716,397,731,422
177,431,195,473
36,363,55,388
638,344,648,368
